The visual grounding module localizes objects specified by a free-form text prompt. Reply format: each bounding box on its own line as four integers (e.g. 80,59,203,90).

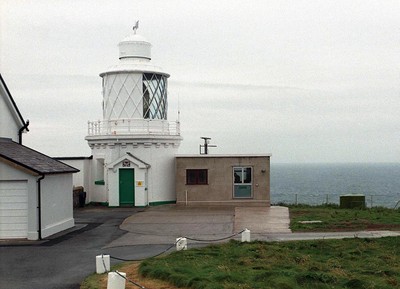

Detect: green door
119,169,135,206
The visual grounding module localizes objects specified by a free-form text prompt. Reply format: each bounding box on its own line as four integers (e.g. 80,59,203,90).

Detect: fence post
176,237,187,251
326,194,329,204
370,195,373,208
295,193,298,205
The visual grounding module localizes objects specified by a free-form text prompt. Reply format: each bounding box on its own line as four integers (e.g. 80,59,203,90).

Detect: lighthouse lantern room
86,24,182,207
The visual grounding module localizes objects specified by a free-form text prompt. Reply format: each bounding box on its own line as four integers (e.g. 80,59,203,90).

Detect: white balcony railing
87,119,180,136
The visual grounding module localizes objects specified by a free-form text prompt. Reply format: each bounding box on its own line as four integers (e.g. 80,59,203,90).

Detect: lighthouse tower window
143,73,167,119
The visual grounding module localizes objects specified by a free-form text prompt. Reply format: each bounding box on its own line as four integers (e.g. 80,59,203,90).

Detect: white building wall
0,93,20,141
87,140,178,206
56,158,92,203
132,144,177,204
40,174,74,238
90,151,107,204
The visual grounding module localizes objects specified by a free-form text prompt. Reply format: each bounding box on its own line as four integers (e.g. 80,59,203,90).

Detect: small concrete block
107,271,126,289
176,237,187,251
241,229,251,242
96,255,110,274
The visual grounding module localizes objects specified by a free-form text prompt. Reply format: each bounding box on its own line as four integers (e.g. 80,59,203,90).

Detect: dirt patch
97,262,189,289
365,224,400,230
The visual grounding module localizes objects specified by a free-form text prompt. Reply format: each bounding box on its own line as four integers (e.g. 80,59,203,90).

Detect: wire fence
102,229,247,289
271,193,400,208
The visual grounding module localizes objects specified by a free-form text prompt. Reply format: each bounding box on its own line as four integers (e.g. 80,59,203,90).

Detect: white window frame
233,166,253,199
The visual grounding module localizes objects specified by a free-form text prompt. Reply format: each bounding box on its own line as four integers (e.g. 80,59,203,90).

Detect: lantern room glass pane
143,73,167,119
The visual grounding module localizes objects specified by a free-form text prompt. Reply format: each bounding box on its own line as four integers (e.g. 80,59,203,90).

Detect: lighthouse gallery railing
87,119,180,136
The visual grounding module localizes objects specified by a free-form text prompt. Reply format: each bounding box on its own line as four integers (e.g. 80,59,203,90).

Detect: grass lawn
288,204,400,232
139,238,400,289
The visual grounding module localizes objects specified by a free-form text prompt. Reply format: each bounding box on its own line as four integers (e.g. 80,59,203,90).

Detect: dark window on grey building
186,169,208,185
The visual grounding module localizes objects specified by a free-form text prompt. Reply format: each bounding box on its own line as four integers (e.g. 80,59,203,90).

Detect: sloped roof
0,74,26,129
107,152,150,170
0,138,79,175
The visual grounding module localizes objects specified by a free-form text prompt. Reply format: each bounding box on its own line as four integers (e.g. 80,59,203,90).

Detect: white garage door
0,180,28,239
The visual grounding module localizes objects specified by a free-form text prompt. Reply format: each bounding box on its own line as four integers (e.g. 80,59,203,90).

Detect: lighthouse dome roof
118,33,152,60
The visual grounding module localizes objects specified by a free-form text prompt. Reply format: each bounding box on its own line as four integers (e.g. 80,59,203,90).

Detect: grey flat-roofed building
176,155,271,206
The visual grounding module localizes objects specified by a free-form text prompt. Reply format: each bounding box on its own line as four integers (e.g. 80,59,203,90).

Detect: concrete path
234,206,291,233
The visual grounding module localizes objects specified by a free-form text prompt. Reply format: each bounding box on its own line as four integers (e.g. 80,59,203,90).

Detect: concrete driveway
0,207,154,289
106,205,291,247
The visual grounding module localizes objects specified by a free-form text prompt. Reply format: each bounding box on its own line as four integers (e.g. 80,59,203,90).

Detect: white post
96,254,110,274
241,228,251,242
176,237,187,251
107,272,126,289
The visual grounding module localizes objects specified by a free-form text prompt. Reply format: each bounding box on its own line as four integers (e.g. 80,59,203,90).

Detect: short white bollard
96,254,110,274
176,237,187,251
107,271,126,289
241,228,251,242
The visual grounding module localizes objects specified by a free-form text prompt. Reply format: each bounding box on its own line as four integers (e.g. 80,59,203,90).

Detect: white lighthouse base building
85,133,181,207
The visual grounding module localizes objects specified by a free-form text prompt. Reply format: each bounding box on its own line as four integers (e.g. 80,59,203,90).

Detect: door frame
119,168,135,206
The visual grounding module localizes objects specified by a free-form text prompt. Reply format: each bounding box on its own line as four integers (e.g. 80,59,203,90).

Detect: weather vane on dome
133,21,139,34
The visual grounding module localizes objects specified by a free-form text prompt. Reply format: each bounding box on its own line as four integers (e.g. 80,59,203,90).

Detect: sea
270,163,400,208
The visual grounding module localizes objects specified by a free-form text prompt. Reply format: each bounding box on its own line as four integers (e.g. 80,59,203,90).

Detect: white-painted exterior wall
40,174,74,238
55,158,92,199
87,138,179,206
0,88,21,142
0,161,74,240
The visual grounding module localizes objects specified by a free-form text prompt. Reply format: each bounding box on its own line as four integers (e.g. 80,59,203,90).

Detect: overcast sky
1,0,399,163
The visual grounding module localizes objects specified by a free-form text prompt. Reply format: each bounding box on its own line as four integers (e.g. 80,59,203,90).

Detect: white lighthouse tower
86,24,182,206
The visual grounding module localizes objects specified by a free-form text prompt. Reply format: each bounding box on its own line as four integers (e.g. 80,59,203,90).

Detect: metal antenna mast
200,137,217,155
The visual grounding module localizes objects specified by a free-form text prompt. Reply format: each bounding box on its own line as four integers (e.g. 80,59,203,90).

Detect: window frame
186,169,208,185
233,166,253,199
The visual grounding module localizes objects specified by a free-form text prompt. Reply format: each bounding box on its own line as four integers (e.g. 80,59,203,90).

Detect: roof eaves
0,154,41,175
126,152,151,168
0,139,80,174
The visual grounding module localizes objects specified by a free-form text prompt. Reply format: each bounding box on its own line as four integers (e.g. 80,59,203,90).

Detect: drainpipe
37,174,45,240
18,120,30,144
